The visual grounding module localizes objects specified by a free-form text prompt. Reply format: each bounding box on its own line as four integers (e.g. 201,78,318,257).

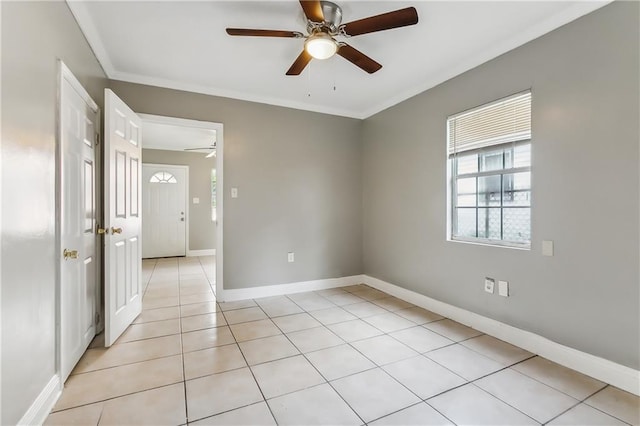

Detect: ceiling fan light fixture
304,33,337,60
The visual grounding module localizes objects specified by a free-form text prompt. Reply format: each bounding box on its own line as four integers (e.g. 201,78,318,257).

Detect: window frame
449,142,531,249
446,91,532,250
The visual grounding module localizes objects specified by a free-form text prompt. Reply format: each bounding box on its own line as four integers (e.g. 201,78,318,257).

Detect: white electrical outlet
193,197,200,204
484,278,495,294
498,280,509,297
287,252,295,263
542,240,554,256
231,187,238,198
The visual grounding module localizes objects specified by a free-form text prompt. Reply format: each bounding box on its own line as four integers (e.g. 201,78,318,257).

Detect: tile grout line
265,297,369,426
223,304,280,425
178,258,190,425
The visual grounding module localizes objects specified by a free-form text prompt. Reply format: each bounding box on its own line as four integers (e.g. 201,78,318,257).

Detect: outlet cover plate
484,278,495,294
287,252,295,263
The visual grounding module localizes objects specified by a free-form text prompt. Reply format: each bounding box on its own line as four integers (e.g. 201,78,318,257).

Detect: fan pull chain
333,59,337,92
307,62,312,97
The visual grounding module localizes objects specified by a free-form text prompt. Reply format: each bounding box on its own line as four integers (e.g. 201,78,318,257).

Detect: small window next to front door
149,171,177,184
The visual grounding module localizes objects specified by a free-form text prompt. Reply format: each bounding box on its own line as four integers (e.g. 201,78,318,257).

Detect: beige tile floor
46,256,640,425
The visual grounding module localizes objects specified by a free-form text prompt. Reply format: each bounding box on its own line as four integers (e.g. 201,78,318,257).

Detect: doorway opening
139,114,223,298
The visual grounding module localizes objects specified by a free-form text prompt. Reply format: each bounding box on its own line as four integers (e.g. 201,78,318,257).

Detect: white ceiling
68,1,608,119
143,120,216,152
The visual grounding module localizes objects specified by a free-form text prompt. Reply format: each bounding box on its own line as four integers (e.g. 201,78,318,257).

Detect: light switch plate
193,197,200,204
287,252,295,263
542,240,554,256
498,280,509,297
484,278,495,294
231,187,238,198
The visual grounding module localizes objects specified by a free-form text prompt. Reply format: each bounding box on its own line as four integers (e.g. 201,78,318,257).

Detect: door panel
104,89,142,346
60,67,98,382
142,164,187,258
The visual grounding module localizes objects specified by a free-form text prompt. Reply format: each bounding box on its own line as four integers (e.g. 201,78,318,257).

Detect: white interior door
59,64,99,381
104,89,142,347
142,164,187,258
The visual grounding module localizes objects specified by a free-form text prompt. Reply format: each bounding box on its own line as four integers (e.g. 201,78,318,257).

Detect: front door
59,63,99,381
104,89,142,347
142,164,187,258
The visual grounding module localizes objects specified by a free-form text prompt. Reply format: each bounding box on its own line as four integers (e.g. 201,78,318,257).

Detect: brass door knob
97,227,107,235
111,227,123,234
63,249,78,260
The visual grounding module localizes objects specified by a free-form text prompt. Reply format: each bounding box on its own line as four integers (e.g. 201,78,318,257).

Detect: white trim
138,114,223,297
65,1,115,76
187,249,216,257
56,60,101,384
362,275,640,396
219,275,365,302
16,375,61,426
115,72,363,119
67,1,608,120
141,163,189,258
359,1,610,118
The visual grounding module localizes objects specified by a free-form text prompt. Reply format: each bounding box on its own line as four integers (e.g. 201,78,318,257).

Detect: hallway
45,257,638,425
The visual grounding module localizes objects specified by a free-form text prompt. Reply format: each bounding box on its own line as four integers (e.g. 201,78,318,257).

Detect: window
149,171,177,184
211,169,217,222
447,91,532,248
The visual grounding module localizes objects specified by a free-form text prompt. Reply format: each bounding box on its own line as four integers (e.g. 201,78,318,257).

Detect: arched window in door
149,171,177,184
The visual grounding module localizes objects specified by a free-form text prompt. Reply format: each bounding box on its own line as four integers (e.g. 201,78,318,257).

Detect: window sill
448,237,530,251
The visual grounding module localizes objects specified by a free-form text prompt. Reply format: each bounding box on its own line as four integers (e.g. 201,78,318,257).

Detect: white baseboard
363,275,640,396
17,374,61,426
187,249,215,257
219,275,365,302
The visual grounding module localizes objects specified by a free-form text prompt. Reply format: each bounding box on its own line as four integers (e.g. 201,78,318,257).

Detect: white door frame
142,163,189,258
138,114,223,297
55,61,101,385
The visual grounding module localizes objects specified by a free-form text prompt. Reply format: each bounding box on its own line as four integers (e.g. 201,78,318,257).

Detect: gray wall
0,1,108,424
362,2,639,370
142,149,217,251
111,81,364,289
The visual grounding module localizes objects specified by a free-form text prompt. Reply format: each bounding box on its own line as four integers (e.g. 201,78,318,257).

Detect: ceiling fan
184,142,217,158
226,0,418,75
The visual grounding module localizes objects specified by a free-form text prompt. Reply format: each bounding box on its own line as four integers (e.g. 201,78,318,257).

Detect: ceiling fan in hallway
226,0,419,75
184,141,217,158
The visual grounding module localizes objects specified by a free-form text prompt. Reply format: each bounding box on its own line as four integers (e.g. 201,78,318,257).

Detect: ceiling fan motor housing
310,1,343,34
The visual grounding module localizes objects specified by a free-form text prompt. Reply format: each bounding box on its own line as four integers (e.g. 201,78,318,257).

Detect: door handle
63,249,78,260
111,227,123,234
96,226,107,235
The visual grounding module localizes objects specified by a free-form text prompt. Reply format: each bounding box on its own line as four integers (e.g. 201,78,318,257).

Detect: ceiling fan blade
286,50,313,76
337,44,382,74
184,147,214,151
341,7,418,37
226,28,303,38
299,0,324,23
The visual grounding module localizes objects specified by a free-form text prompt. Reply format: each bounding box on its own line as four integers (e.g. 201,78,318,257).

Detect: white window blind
448,91,531,155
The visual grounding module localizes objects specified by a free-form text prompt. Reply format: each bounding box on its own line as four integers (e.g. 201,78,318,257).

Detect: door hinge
95,133,100,145
95,312,101,325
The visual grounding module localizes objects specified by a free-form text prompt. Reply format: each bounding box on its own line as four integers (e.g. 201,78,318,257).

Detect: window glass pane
479,148,504,172
478,175,501,206
456,177,476,207
455,208,476,238
503,172,531,206
150,171,177,184
503,208,531,242
455,152,478,174
478,208,501,240
514,143,531,168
